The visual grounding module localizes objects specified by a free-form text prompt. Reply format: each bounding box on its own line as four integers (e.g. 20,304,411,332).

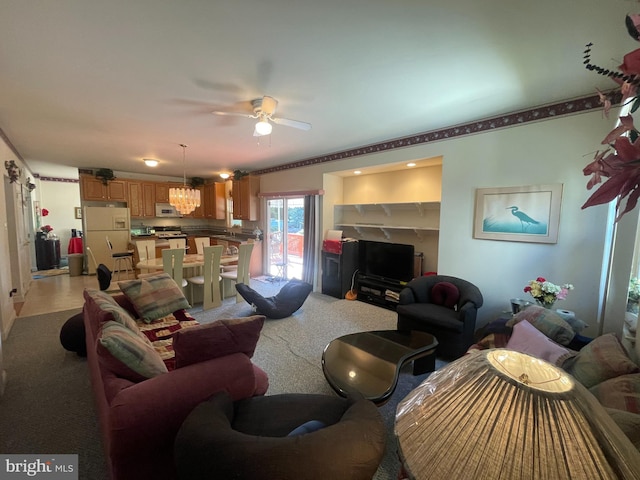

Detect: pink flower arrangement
40,225,53,234
524,276,574,308
582,14,640,221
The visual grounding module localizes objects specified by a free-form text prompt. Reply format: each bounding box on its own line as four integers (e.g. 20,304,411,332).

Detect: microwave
155,203,182,218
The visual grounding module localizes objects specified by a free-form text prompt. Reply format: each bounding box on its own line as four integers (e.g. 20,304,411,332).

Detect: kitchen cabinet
204,182,226,219
80,174,128,202
128,181,155,217
232,176,259,221
155,183,171,203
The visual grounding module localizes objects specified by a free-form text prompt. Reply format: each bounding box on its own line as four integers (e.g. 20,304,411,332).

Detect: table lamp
395,349,640,479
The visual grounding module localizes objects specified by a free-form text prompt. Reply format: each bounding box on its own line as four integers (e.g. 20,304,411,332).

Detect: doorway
266,197,304,280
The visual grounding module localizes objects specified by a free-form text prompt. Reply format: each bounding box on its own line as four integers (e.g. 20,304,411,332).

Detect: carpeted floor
0,282,442,479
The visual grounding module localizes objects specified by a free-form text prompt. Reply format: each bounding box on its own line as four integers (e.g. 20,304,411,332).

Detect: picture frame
473,184,563,244
74,207,82,219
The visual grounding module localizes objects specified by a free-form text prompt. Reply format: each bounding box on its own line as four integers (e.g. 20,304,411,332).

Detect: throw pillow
173,315,265,368
430,282,459,309
590,374,640,414
562,333,640,388
97,320,168,382
287,420,326,436
506,306,575,346
85,289,142,334
506,320,574,366
604,408,640,450
118,272,191,323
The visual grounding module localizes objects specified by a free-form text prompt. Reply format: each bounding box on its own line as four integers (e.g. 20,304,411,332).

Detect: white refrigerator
83,206,131,275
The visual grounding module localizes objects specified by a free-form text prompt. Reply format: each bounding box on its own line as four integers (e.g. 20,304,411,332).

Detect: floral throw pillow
506,306,575,346
562,333,640,388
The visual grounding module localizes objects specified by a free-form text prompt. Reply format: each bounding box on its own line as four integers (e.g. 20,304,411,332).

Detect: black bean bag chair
174,391,386,480
96,263,113,291
59,313,87,356
235,280,312,319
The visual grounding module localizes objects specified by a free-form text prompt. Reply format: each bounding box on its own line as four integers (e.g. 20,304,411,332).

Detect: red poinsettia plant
582,14,640,221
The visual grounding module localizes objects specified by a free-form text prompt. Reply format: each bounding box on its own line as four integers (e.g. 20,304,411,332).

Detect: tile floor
17,271,136,318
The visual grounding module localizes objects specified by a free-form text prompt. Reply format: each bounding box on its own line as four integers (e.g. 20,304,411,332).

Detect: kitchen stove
154,226,186,238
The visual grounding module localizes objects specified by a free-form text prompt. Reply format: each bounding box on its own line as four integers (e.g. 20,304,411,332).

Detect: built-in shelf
334,202,440,240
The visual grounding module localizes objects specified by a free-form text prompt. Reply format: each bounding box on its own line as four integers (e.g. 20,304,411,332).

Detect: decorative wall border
33,173,79,184
253,92,620,176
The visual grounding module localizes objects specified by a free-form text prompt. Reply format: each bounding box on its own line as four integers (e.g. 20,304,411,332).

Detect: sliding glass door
266,197,304,280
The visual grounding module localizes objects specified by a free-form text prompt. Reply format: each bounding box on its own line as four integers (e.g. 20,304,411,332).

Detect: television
359,240,415,282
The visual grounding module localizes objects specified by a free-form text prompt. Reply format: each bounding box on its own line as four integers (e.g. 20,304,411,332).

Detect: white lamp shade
395,349,640,479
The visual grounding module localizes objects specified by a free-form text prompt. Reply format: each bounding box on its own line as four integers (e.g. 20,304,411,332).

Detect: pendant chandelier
169,143,201,215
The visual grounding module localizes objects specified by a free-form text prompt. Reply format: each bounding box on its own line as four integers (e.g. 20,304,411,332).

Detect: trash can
68,254,84,277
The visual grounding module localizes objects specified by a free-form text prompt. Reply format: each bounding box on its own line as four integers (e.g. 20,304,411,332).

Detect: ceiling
0,1,634,180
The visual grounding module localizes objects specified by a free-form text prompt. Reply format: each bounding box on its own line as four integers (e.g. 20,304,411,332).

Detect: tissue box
322,240,342,254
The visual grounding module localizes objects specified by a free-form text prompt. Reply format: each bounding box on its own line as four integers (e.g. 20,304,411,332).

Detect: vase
536,300,555,309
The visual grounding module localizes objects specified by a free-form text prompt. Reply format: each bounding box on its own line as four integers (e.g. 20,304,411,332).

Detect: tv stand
356,274,405,311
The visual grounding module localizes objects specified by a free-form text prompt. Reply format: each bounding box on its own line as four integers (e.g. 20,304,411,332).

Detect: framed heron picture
473,184,563,244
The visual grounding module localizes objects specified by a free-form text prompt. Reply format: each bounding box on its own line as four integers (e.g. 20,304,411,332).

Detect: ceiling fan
212,96,311,136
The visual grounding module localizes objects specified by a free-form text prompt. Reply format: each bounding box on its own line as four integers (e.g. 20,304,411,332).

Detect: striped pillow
97,321,168,382
118,273,191,323
85,288,143,335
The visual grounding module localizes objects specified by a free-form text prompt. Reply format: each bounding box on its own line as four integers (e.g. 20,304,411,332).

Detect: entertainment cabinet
356,274,405,311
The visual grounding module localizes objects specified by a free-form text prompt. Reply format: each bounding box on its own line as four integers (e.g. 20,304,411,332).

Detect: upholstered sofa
82,276,269,480
470,306,640,450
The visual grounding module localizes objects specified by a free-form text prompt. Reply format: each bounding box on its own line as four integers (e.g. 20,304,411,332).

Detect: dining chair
87,246,123,293
194,237,210,255
136,239,156,262
186,245,223,310
220,242,254,303
162,248,188,292
106,236,134,280
169,238,187,250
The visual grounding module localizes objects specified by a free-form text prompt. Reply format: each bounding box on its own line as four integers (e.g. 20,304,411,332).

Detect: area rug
32,267,69,279
191,289,445,479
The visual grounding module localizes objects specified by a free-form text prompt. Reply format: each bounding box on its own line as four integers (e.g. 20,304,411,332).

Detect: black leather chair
174,391,386,480
396,275,483,359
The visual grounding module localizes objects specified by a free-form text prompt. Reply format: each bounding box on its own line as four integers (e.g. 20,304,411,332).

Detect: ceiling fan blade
261,96,278,115
212,111,256,118
272,117,312,131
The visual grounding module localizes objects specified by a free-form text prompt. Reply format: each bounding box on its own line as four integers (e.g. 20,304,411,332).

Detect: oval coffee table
322,330,438,405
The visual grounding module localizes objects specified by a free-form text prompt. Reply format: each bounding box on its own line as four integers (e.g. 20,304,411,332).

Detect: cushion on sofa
85,289,144,335
506,306,575,346
97,320,168,382
604,408,640,450
506,320,574,366
118,272,191,323
430,282,460,309
173,315,265,368
590,374,640,414
562,333,640,388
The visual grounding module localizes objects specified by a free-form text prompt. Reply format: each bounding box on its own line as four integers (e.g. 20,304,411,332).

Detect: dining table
136,253,238,272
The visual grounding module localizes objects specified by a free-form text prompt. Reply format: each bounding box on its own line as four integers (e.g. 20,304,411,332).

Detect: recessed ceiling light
354,170,362,175
144,159,158,167
219,173,230,179
407,162,416,167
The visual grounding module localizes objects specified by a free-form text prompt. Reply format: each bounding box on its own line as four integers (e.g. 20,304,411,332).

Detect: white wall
261,109,616,337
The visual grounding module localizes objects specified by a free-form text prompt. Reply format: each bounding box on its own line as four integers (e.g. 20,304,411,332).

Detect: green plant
233,169,249,180
189,177,205,188
95,168,115,185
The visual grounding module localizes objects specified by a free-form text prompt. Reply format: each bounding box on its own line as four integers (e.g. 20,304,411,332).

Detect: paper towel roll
555,309,575,321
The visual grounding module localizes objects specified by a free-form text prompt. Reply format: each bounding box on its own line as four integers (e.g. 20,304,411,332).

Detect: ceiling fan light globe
255,120,272,136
